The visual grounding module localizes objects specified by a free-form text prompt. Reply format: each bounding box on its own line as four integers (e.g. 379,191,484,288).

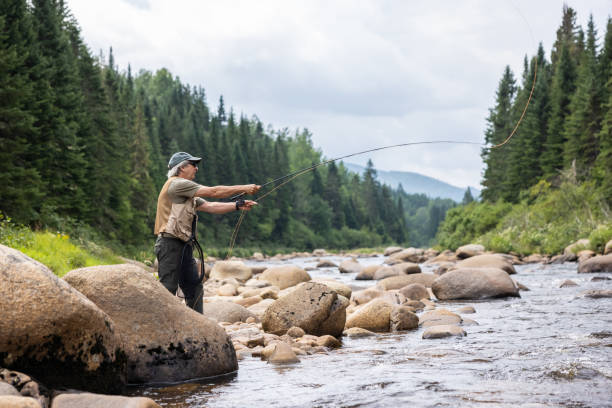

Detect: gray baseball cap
168,152,202,169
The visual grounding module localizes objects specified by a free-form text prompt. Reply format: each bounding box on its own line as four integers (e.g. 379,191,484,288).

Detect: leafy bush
589,224,612,254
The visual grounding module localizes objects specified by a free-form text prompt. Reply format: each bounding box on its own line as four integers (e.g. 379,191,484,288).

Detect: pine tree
481,66,516,201
462,187,474,205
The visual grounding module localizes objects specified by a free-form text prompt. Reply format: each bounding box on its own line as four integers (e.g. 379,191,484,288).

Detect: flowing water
130,256,612,407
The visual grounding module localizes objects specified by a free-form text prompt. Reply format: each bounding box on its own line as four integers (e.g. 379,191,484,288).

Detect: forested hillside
437,6,612,255
1,0,428,253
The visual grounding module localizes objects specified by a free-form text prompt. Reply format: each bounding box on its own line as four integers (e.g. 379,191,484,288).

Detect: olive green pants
154,235,203,313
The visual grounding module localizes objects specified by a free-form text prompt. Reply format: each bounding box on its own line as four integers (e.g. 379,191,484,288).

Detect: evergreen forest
1,0,451,256
437,6,612,255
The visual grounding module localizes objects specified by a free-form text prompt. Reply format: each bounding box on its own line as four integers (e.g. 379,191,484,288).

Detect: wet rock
387,248,425,263
209,260,252,282
0,245,126,394
515,280,530,291
564,239,590,255
578,254,612,273
548,253,577,264
268,342,300,364
351,287,383,305
419,309,462,328
355,265,381,280
51,393,160,408
591,276,611,281
455,244,485,259
343,327,376,338
453,254,516,275
312,278,352,299
345,298,392,332
64,264,236,384
316,260,337,268
390,306,419,331
457,306,476,314
262,282,347,337
377,273,438,290
422,325,467,339
431,267,520,300
0,396,40,407
373,266,400,280
404,300,425,311
559,279,578,288
522,253,547,263
399,283,429,301
203,301,257,323
383,246,403,256
260,265,311,289
316,335,342,348
286,326,306,338
581,290,612,298
461,318,479,326
338,259,363,274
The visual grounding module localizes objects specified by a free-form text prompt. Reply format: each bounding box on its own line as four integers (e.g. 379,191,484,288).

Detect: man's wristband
235,199,245,211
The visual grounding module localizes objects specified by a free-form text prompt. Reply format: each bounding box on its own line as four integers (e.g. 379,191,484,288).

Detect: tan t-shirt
154,177,205,236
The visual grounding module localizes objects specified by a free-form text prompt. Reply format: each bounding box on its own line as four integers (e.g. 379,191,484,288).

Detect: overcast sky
66,0,610,188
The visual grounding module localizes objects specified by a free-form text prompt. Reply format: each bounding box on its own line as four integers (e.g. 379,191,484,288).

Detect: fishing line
224,2,539,259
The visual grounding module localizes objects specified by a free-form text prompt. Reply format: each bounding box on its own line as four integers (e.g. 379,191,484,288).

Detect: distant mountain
343,162,480,202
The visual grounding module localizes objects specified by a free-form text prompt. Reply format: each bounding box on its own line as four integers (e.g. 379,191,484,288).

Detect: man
154,151,260,313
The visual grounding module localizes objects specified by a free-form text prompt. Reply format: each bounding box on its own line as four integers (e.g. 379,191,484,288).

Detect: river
130,255,612,407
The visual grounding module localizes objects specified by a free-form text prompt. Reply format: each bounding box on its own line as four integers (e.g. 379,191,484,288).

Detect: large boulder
63,264,237,384
259,265,311,289
345,299,392,332
431,267,520,300
454,254,516,275
578,254,612,274
377,273,438,290
0,245,126,394
203,301,257,323
209,261,252,282
261,282,347,337
338,259,363,274
564,239,590,255
455,244,485,259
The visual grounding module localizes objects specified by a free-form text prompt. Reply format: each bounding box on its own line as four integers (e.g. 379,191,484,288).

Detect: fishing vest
154,177,198,242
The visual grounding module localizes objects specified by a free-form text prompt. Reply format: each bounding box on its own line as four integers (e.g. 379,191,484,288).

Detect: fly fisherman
154,151,259,313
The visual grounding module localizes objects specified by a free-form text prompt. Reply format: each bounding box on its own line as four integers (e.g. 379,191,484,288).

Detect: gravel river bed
130,256,612,407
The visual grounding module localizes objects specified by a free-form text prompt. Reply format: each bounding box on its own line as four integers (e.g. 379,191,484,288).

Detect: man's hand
245,184,261,195
237,200,258,211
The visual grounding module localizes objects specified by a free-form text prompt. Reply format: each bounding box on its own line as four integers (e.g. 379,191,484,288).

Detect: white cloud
68,0,611,188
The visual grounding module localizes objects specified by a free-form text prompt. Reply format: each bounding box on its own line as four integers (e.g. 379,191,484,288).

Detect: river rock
316,335,342,348
286,326,306,338
455,244,485,259
312,278,352,299
51,393,160,408
399,283,429,301
203,301,257,323
457,306,476,314
260,265,311,289
0,245,126,394
419,309,462,327
380,291,407,306
422,325,467,339
316,260,338,268
390,306,419,331
209,261,252,282
0,369,48,408
454,254,516,274
355,265,382,280
384,246,403,256
267,342,300,364
605,240,612,255
522,254,547,263
431,267,520,300
345,298,392,332
559,279,578,288
581,290,612,298
424,250,457,264
577,250,596,263
0,396,40,407
313,249,327,257
236,295,263,308
388,248,425,263
338,259,363,274
377,273,438,290
564,239,590,255
351,287,383,305
373,266,400,280
217,283,237,296
0,383,19,397
343,327,376,338
392,262,421,275
262,282,347,337
548,253,577,264
247,298,275,318
578,254,612,273
63,264,237,384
